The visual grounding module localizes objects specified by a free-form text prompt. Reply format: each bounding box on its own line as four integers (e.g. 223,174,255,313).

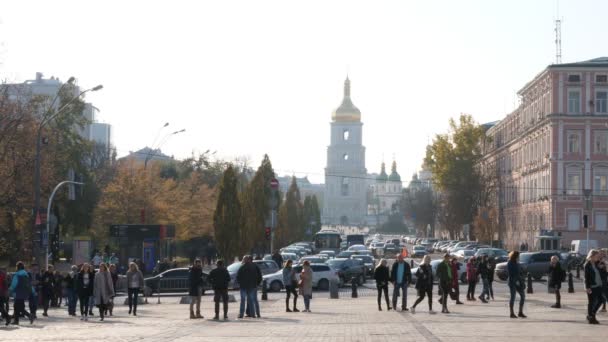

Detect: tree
310,195,321,234
276,177,303,247
213,165,242,261
402,185,436,236
424,114,485,239
241,155,275,255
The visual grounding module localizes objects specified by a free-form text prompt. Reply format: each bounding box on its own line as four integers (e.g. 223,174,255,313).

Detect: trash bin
329,279,339,299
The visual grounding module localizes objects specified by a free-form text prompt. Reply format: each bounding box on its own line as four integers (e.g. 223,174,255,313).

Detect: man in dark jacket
188,259,204,319
478,256,490,303
548,255,565,308
436,254,452,314
390,254,412,311
40,265,56,317
272,250,284,270
237,256,262,319
209,260,231,320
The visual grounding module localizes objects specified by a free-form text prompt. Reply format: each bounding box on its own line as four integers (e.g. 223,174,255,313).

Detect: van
570,240,599,256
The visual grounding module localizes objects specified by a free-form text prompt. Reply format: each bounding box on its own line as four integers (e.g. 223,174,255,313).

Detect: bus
346,234,365,247
313,230,342,254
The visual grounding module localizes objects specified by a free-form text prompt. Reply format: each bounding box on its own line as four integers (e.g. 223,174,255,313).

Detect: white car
262,263,340,292
347,244,368,252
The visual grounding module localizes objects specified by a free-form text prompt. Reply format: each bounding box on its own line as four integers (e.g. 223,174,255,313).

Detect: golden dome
332,77,361,122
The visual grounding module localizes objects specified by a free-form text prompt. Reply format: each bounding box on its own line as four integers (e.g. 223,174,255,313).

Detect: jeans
128,288,140,313
392,282,408,309
239,288,257,317
67,289,78,315
251,289,260,316
509,285,525,311
587,287,603,318
214,289,229,317
480,278,490,299
377,284,389,308
285,285,298,309
0,296,9,321
439,284,449,311
467,281,476,299
303,295,311,311
79,295,91,316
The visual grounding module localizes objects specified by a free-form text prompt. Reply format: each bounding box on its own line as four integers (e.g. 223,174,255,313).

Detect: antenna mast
554,0,562,64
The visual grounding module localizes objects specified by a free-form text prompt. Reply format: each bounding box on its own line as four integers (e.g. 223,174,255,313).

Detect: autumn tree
213,165,242,261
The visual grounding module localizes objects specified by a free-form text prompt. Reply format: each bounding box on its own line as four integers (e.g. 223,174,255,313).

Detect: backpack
15,273,31,298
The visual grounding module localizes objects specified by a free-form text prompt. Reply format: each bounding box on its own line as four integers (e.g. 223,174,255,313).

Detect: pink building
482,57,608,250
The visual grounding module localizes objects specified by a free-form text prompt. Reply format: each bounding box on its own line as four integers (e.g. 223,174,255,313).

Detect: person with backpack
8,262,34,325
548,255,566,308
208,260,231,320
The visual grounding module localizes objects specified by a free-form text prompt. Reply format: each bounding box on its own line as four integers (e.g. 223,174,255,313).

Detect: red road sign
270,178,279,189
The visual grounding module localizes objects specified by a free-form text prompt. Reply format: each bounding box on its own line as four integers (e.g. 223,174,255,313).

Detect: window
567,132,580,153
568,74,581,82
341,177,349,196
567,173,581,195
568,90,581,113
343,153,349,161
596,91,608,113
343,130,350,141
596,75,608,83
594,174,608,195
594,131,608,154
567,211,580,231
595,212,608,231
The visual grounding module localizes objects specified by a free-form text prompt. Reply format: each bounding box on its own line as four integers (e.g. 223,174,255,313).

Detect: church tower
323,77,367,226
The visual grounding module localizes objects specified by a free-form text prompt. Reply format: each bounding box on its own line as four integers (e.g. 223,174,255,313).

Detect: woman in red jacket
466,257,478,301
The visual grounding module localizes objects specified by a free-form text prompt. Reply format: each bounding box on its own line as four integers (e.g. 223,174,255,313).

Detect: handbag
449,288,458,300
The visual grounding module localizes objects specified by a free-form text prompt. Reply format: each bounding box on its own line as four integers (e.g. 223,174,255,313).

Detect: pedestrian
65,265,79,316
373,259,391,311
0,267,10,323
52,270,63,307
478,255,490,303
282,259,299,312
411,255,434,314
237,255,262,319
466,256,478,301
92,253,102,268
126,262,144,316
584,249,603,324
209,260,230,320
507,251,526,319
390,254,412,311
188,259,204,319
109,253,119,266
28,263,40,319
598,259,607,312
272,250,284,269
436,253,452,314
8,262,34,325
106,264,119,316
450,257,463,304
548,255,566,308
299,260,314,312
487,256,496,300
77,263,95,321
93,263,114,322
38,265,55,317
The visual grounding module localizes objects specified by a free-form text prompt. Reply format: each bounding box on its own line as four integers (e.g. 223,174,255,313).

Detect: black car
327,258,366,286
143,268,211,296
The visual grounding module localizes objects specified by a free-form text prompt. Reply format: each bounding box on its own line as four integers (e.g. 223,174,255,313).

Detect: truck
346,234,365,248
570,239,599,257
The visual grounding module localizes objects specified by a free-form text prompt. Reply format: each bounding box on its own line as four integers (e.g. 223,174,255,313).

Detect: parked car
298,255,328,265
227,260,280,289
281,253,298,263
494,251,564,281
474,248,509,263
350,255,375,276
383,243,400,256
370,242,385,257
143,268,211,296
337,250,358,258
347,244,368,252
263,263,340,292
411,245,428,258
327,258,367,285
447,241,475,254
453,249,476,260
410,259,467,285
319,250,336,259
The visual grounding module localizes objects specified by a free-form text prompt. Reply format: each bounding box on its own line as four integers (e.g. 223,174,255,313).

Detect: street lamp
46,180,84,269
33,82,102,263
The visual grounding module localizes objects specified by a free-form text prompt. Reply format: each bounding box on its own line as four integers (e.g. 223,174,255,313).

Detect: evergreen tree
241,155,275,255
276,177,303,246
310,195,321,234
213,165,242,261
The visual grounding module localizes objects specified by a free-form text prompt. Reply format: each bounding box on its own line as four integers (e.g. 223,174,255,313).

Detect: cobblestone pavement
1,280,606,342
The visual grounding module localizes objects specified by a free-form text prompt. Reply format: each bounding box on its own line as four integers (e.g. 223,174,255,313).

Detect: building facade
323,78,368,226
482,57,608,250
367,161,402,225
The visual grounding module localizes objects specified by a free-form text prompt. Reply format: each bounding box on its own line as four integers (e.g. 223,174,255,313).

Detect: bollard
261,280,268,301
329,279,339,299
157,276,162,304
351,279,358,298
527,273,533,294
568,272,574,293
410,259,414,268
576,264,580,279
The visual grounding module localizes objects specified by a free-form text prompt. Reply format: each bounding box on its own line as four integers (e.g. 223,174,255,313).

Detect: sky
1,0,607,185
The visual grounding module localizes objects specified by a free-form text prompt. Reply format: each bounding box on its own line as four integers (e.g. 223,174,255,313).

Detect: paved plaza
0,280,605,342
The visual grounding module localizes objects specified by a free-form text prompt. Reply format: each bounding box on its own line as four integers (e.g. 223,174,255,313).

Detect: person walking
8,262,34,325
93,263,115,322
450,257,463,305
478,256,490,303
92,253,102,268
28,264,40,319
126,262,144,316
188,259,204,319
65,265,79,316
436,254,452,314
584,249,603,324
0,267,10,324
237,256,262,319
548,255,566,308
299,261,314,312
390,254,412,311
507,251,526,319
77,263,95,321
487,256,496,300
209,260,230,320
598,258,607,312
374,259,391,311
466,257,478,301
272,250,284,269
282,259,299,312
411,255,434,314
40,265,56,317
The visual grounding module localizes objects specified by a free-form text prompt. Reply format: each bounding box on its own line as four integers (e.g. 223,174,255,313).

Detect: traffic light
584,214,589,229
265,227,271,240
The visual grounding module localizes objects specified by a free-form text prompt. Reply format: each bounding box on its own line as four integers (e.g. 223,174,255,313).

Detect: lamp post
33,81,102,263
46,180,84,269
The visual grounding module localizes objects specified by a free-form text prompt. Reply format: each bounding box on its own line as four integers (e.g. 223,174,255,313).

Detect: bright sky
1,0,607,184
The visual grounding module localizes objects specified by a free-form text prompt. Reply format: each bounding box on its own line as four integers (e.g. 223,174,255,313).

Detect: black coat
548,263,565,287
415,264,433,291
208,267,230,290
584,261,601,289
390,261,412,284
40,271,55,295
374,265,390,287
188,266,204,296
76,271,95,297
236,262,262,290
272,253,283,269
